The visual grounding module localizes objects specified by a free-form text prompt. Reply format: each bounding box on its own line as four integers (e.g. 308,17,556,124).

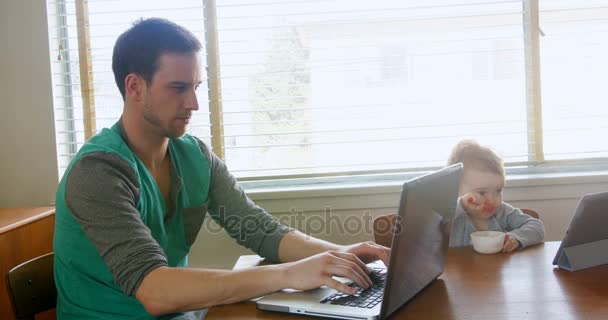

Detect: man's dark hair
112,18,202,99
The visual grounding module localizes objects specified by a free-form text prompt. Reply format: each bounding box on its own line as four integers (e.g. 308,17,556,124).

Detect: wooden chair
373,214,398,248
521,208,540,220
7,252,56,320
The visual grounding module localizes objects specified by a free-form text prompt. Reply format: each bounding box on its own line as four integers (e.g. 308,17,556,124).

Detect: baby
447,139,545,252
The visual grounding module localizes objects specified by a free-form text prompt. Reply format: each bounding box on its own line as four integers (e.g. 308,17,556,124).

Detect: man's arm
278,230,391,266
136,235,388,316
137,249,376,315
278,230,340,262
197,139,390,267
65,153,168,296
197,139,292,262
136,264,287,315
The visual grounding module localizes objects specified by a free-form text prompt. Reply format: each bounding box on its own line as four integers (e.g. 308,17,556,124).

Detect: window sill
241,163,608,201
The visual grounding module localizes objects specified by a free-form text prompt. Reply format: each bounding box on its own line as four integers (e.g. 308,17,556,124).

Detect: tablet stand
555,238,608,271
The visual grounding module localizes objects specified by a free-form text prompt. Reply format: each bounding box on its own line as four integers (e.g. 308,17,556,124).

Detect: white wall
0,0,58,207
190,174,608,269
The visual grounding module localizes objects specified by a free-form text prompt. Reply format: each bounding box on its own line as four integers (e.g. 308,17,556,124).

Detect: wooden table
207,242,608,320
0,207,55,320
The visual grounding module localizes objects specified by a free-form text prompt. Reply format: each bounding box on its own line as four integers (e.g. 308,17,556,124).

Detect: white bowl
470,231,505,254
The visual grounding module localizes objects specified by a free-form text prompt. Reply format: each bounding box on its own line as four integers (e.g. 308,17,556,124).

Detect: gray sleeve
65,152,168,296
195,138,292,262
502,204,545,248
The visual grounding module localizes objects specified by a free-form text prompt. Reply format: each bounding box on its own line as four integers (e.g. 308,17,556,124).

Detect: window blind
539,0,608,160
46,0,608,180
213,0,529,177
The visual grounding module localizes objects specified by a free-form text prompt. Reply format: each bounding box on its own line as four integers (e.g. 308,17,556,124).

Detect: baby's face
460,169,505,220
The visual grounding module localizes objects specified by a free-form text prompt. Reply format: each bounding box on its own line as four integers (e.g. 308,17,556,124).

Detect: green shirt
54,122,291,319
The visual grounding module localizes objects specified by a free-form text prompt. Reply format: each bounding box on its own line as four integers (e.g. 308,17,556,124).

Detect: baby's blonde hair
447,139,504,177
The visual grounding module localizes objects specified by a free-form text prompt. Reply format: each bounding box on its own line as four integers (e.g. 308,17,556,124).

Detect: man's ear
125,73,145,102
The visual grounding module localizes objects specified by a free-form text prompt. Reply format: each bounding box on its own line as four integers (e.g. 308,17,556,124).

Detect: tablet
553,192,608,271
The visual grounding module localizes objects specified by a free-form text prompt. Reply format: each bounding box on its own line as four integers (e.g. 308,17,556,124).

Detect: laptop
553,192,608,271
256,163,463,320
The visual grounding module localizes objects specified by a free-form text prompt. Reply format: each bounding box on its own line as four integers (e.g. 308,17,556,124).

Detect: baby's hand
461,193,498,217
461,193,484,212
502,234,521,252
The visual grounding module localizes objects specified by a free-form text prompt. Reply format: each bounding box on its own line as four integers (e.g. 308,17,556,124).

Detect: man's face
460,168,505,219
141,53,202,138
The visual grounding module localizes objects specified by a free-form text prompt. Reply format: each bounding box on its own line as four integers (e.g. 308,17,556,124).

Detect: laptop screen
380,163,462,319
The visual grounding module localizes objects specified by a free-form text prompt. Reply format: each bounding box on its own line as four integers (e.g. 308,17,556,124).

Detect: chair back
373,214,398,248
7,252,56,320
521,208,540,220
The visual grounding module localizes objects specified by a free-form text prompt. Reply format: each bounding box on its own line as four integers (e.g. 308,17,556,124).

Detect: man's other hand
282,250,373,295
339,241,391,267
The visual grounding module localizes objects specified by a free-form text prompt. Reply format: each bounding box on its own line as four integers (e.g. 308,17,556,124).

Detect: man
54,18,390,319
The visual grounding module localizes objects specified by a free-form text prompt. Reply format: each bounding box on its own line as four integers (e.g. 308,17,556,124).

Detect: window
46,0,608,180
539,1,608,160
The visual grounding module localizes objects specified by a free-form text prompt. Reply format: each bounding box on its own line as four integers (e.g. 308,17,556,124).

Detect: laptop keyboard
320,268,387,309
